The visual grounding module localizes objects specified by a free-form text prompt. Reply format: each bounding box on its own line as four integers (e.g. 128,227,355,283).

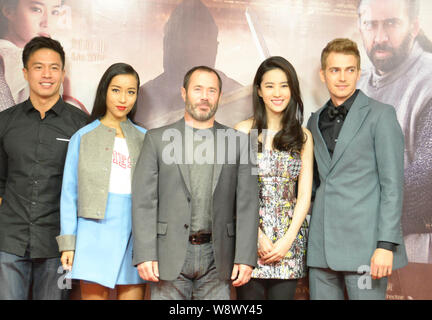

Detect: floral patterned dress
251,149,308,279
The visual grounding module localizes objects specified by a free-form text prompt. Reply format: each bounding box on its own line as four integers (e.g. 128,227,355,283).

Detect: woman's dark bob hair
88,62,140,123
252,56,305,153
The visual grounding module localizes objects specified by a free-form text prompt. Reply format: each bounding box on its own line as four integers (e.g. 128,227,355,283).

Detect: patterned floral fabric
251,149,308,279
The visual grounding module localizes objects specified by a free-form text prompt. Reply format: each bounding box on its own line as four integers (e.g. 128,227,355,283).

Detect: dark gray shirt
186,126,214,234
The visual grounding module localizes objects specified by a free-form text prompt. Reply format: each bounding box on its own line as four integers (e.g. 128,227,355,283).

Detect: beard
185,98,219,121
367,33,413,73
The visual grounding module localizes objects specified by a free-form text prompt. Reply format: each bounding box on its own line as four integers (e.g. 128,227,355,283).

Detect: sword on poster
245,7,271,61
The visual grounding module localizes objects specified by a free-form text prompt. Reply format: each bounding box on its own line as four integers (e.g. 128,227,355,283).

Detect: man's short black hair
183,65,222,92
22,36,65,69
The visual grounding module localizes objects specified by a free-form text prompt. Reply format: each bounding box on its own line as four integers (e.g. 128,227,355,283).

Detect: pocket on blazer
157,222,168,236
227,222,236,237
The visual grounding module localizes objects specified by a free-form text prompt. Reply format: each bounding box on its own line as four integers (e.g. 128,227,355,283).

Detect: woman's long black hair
252,56,305,153
88,62,140,124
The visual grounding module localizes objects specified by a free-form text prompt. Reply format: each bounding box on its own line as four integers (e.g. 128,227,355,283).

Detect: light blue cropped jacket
56,119,146,252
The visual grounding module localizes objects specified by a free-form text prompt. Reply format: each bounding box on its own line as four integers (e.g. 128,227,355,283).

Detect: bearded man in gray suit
307,38,408,300
132,65,259,300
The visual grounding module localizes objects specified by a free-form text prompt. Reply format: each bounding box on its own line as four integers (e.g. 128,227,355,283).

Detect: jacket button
184,224,189,229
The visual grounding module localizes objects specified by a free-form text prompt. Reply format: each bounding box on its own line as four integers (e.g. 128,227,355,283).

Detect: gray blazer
307,91,408,272
77,120,145,220
132,118,259,281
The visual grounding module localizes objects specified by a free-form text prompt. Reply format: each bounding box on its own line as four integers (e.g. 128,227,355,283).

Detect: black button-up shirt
318,90,359,157
0,98,88,258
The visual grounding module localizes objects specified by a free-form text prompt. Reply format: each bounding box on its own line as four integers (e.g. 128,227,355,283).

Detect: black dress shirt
318,90,396,252
0,98,88,258
318,90,359,157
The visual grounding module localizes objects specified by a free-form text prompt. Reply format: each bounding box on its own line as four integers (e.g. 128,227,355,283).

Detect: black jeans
236,278,298,300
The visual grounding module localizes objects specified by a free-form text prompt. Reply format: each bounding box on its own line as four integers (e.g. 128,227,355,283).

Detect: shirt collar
23,96,64,116
326,89,359,112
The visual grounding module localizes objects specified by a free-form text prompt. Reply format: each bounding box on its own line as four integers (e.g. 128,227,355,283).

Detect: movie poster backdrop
0,0,431,299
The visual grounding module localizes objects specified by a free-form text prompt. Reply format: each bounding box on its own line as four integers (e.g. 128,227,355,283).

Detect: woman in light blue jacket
56,63,146,299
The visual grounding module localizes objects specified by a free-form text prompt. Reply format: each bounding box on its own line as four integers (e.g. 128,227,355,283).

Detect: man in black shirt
0,37,88,300
306,38,407,299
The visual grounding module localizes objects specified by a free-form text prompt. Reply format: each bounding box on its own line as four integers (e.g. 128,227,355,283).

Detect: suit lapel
311,107,332,173
174,118,192,196
178,163,192,196
330,91,370,170
212,122,224,195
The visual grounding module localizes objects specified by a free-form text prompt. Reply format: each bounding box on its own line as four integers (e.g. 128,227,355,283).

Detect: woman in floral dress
235,56,313,299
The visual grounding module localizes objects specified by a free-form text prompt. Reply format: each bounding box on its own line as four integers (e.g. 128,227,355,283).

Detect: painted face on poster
358,0,419,73
2,0,63,48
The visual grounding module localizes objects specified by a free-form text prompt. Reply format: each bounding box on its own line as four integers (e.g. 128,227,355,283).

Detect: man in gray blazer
132,65,259,299
307,38,408,299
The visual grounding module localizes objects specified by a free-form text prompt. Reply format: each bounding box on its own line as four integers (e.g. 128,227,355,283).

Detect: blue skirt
68,193,145,288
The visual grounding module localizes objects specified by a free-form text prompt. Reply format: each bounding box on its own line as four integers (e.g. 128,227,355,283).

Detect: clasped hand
258,233,293,264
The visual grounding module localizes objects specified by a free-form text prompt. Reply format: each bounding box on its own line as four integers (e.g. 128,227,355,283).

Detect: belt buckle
189,232,211,245
190,235,198,245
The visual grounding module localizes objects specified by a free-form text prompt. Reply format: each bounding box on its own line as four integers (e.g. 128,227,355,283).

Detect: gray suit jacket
307,90,408,271
132,118,259,281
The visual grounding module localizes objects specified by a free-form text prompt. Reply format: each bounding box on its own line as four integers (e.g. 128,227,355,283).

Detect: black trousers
236,278,298,300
